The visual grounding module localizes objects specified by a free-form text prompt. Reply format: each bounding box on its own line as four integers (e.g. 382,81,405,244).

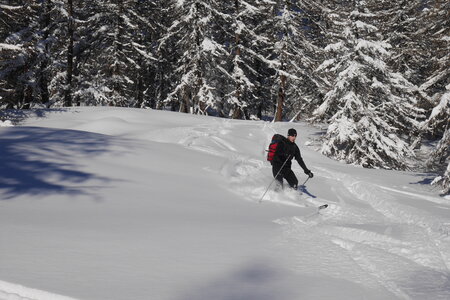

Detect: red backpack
267,134,285,162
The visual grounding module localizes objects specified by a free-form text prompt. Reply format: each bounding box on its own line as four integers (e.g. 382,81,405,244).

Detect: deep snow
0,107,449,300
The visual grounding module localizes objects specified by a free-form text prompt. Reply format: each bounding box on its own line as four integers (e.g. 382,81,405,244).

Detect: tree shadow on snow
0,108,70,124
410,177,434,185
402,268,450,299
176,261,301,300
175,259,398,300
0,126,117,200
409,173,439,186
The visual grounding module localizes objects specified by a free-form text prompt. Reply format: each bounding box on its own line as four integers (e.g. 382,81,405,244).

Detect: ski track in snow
188,120,450,299
175,117,450,299
2,108,449,299
297,167,450,299
160,116,450,300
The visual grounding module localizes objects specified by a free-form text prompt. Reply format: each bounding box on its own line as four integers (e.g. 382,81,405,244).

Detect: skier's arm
295,146,313,177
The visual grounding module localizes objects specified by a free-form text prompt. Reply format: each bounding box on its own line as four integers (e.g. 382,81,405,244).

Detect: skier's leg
272,164,284,190
284,168,298,189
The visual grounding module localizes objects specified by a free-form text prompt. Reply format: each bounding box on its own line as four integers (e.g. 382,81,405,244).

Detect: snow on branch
0,43,22,51
0,4,22,10
355,40,391,56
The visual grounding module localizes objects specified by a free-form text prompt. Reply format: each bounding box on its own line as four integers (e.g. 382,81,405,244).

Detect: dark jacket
273,139,310,173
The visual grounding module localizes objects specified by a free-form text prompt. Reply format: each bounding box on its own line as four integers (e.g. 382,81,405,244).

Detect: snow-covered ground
1,107,449,300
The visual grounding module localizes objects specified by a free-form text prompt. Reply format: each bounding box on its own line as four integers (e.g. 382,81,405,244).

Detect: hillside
0,107,449,300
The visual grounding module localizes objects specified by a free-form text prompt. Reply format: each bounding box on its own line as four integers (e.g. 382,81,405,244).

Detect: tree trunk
64,0,74,107
275,73,286,122
39,0,51,106
136,76,143,108
113,0,125,106
232,0,242,119
232,105,242,119
180,87,190,113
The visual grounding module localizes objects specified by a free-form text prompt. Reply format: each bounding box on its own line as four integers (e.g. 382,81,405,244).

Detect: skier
271,128,313,190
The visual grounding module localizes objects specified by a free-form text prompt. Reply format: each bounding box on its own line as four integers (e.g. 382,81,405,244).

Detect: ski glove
305,170,314,178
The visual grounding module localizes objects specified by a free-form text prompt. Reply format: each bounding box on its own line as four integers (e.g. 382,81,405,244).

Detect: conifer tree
45,0,80,107
161,0,230,115
417,0,450,98
1,1,78,108
268,0,325,121
412,1,449,193
382,0,429,86
69,0,158,107
314,0,422,169
0,2,42,108
424,86,450,195
225,0,267,119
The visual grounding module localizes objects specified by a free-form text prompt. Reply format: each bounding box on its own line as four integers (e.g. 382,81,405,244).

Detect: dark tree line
0,0,327,117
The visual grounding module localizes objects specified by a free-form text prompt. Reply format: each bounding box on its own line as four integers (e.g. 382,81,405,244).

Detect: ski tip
318,204,328,210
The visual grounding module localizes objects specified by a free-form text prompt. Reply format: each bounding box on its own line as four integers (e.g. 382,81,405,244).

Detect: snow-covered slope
1,107,449,300
0,280,78,300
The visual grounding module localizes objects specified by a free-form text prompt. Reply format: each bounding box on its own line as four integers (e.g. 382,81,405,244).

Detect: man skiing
271,128,313,190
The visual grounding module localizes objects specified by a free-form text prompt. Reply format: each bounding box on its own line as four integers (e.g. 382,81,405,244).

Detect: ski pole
301,177,310,187
259,155,291,203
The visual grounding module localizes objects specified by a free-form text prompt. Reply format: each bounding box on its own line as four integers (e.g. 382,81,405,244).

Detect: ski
318,204,328,210
300,204,329,220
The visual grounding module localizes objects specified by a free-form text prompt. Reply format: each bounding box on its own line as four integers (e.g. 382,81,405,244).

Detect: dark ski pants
272,164,298,190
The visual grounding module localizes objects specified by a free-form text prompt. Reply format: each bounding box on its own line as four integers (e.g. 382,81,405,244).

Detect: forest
0,0,449,193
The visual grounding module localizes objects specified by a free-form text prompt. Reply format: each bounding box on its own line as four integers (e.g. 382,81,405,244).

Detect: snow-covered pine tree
419,1,450,194
0,2,26,108
135,0,165,109
285,0,330,121
434,163,450,195
223,0,275,119
1,1,71,108
379,0,448,132
268,0,325,122
153,1,176,110
71,0,158,107
382,0,430,86
44,0,81,107
225,0,255,119
64,0,75,106
35,0,52,106
424,86,450,194
1,1,84,108
314,0,422,169
0,2,46,108
160,0,230,115
416,1,450,114
417,0,450,99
